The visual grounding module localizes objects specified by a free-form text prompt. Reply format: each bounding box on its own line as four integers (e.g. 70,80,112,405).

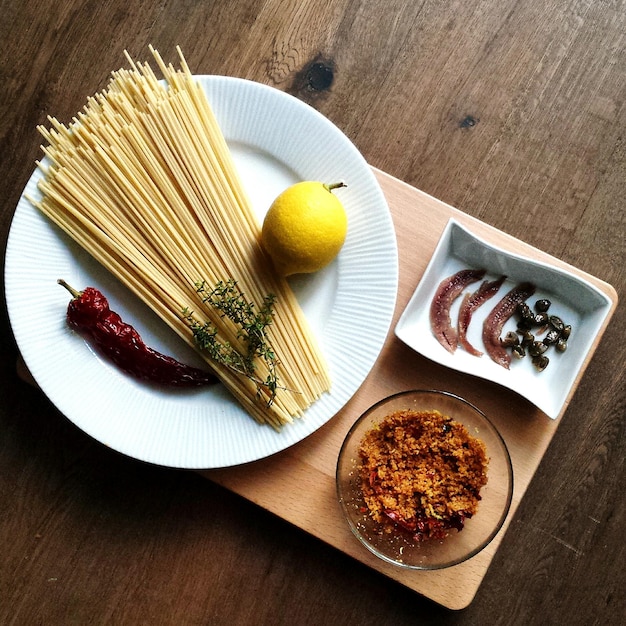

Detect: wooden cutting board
16,168,617,608
200,168,618,609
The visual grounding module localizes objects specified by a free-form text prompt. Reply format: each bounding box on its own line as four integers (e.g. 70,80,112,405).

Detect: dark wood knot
304,62,334,91
288,57,335,101
460,115,479,129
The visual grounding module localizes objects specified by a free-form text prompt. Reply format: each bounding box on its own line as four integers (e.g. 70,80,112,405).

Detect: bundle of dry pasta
29,46,331,429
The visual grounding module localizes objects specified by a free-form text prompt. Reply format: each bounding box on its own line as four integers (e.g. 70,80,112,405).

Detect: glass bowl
336,389,513,570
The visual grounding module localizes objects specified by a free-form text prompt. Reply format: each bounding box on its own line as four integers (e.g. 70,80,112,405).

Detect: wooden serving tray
16,168,617,609
201,168,618,609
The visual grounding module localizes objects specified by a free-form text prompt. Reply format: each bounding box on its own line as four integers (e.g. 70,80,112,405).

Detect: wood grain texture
0,0,624,624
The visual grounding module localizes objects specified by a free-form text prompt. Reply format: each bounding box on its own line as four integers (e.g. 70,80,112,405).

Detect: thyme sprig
182,279,280,406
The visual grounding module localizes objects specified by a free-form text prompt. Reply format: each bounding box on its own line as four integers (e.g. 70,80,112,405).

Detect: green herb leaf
183,279,279,406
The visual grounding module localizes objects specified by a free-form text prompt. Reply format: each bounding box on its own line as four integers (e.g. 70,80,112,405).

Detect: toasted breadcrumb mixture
358,409,489,541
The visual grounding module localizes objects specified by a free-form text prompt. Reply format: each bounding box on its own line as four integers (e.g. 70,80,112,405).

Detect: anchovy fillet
430,268,486,353
483,282,536,368
458,275,507,356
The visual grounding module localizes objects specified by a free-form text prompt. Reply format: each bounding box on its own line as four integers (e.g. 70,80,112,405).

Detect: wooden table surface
1,1,624,624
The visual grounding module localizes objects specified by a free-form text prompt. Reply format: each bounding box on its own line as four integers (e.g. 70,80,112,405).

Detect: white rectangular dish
395,218,614,418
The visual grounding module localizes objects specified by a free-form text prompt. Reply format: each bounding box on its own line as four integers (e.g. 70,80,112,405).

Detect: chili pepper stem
57,279,81,299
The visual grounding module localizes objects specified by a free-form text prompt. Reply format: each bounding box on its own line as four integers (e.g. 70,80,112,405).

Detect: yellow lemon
261,181,348,276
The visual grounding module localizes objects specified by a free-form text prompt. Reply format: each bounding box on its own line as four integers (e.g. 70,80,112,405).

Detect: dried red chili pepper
58,279,216,387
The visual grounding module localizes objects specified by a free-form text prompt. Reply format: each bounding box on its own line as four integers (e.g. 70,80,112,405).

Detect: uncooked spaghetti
28,46,331,428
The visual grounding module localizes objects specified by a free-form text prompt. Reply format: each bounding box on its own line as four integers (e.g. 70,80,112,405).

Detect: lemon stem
324,182,347,193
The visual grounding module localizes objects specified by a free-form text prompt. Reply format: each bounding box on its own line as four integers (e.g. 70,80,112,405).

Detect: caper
534,312,550,326
556,338,568,353
517,302,535,323
549,315,564,333
543,329,560,345
520,330,535,347
562,324,572,340
500,331,520,348
535,298,551,312
528,341,548,357
532,355,549,372
511,344,526,359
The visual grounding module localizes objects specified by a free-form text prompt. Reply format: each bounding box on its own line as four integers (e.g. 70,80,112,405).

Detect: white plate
5,75,398,468
395,219,612,419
